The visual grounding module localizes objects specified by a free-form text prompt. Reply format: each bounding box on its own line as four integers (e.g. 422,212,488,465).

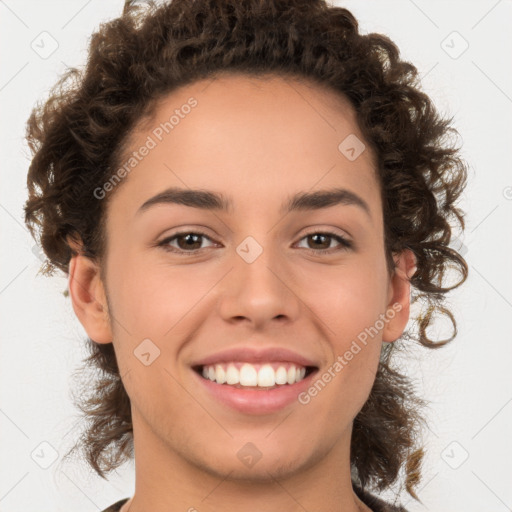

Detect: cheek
297,266,386,423
107,254,223,350
299,259,387,399
302,260,389,338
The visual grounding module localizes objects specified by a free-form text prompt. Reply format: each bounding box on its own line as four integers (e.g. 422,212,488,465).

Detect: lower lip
192,368,318,415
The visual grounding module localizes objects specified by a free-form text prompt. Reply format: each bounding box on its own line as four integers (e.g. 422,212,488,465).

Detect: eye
295,231,353,254
157,229,353,256
158,231,217,255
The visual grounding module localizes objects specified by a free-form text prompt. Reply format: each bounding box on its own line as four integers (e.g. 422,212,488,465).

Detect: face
70,74,413,484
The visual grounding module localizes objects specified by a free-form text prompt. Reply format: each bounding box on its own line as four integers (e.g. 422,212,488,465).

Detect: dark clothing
101,486,409,511
354,485,409,511
101,498,128,512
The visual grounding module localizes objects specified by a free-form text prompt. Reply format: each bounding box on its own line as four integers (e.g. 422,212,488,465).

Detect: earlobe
382,249,417,343
67,236,112,344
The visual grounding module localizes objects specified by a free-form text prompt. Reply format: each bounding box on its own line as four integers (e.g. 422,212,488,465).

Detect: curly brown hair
23,0,468,502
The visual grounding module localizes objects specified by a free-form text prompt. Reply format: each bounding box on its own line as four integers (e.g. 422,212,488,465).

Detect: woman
24,0,468,510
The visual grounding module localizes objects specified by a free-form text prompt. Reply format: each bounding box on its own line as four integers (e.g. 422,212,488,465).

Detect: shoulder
100,498,130,512
353,485,409,512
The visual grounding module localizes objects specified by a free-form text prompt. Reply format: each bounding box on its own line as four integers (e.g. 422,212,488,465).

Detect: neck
121,411,371,512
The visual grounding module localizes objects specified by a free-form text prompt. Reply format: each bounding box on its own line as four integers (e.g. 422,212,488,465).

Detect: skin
68,74,416,512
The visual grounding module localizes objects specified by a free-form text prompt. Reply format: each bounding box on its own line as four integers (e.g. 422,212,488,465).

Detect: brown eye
157,230,352,256
307,233,331,250
175,233,204,250
296,231,352,254
158,231,216,254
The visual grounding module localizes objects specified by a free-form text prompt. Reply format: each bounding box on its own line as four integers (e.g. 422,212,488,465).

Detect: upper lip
191,346,319,368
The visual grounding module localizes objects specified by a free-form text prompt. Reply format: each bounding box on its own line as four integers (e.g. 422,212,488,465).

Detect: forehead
108,73,381,219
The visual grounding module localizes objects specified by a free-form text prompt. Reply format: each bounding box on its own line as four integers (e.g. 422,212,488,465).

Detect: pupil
310,234,329,249
176,234,332,251
179,233,201,250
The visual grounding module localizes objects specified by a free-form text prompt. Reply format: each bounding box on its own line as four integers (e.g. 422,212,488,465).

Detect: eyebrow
136,186,371,218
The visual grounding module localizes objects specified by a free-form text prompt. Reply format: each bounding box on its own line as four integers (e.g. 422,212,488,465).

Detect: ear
382,248,417,343
67,235,113,344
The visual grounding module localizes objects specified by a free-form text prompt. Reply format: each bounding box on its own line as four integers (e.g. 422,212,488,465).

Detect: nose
216,241,301,329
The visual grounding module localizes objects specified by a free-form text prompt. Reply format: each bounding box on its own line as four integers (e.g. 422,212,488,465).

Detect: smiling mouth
192,364,318,390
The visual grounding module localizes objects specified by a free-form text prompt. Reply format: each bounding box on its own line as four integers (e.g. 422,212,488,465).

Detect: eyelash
157,230,353,256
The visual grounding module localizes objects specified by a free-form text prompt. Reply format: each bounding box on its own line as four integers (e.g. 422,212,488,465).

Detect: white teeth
215,364,226,384
226,364,239,385
200,362,310,387
239,364,258,386
275,366,288,385
257,364,275,387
